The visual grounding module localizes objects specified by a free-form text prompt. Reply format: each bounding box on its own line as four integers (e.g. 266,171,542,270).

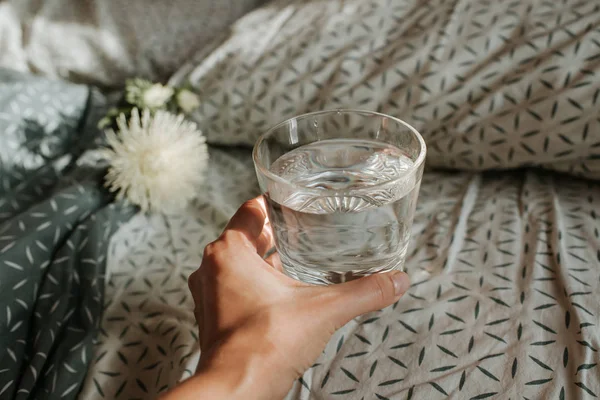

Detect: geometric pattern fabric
81,147,600,399
174,0,600,179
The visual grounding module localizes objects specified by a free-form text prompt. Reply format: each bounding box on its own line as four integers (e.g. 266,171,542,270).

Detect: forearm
159,367,256,400
160,333,293,400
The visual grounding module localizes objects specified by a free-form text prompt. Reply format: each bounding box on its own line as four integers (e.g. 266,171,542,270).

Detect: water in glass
266,138,420,284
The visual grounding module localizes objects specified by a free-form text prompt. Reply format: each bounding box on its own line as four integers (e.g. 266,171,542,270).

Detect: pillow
0,0,266,88
0,68,91,194
171,0,600,179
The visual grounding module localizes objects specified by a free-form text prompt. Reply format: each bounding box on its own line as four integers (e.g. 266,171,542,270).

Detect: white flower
143,84,174,109
176,89,201,113
102,108,208,213
125,78,153,106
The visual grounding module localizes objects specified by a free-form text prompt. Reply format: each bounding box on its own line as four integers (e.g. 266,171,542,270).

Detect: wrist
162,315,299,400
163,331,291,400
159,360,265,400
196,333,290,400
196,347,265,399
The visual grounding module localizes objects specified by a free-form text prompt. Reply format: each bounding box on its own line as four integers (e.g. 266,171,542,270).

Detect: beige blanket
80,147,599,399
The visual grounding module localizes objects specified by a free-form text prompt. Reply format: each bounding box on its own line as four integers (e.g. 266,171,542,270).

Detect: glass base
280,257,405,285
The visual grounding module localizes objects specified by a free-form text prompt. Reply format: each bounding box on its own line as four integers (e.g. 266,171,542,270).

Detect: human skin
160,196,410,400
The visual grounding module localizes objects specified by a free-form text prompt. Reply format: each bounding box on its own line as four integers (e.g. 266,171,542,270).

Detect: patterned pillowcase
0,68,101,196
0,0,266,88
171,0,600,179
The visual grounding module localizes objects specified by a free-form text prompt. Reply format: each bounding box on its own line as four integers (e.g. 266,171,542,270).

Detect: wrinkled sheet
0,69,132,400
81,146,599,399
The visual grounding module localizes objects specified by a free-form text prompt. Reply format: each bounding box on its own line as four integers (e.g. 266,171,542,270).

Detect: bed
78,149,600,399
0,0,598,399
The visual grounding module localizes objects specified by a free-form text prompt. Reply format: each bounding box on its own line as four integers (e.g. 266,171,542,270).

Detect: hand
162,196,410,400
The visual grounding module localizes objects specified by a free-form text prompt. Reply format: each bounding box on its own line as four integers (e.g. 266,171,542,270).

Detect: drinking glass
253,110,426,285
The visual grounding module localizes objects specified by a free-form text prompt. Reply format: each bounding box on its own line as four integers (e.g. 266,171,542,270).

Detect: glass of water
253,110,426,285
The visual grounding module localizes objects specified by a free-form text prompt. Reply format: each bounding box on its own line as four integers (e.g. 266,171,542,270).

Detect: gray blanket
0,69,131,399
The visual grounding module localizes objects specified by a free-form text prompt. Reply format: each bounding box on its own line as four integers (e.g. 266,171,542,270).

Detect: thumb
321,271,410,327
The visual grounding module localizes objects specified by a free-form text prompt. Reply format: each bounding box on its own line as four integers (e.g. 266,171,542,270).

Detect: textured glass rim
252,109,427,195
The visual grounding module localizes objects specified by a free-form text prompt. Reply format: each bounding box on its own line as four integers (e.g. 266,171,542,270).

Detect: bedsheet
80,146,599,399
0,68,135,400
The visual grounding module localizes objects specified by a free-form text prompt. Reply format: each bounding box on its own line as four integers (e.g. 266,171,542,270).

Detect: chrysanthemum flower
102,108,208,213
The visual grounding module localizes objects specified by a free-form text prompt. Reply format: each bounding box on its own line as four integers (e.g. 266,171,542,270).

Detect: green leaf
402,307,424,314
345,352,368,358
369,360,378,377
452,282,470,290
531,340,555,346
382,326,389,342
448,295,469,302
320,371,330,388
97,116,112,130
576,363,597,373
440,328,464,336
488,296,509,307
390,342,413,349
298,377,310,389
445,312,466,323
331,389,356,395
431,365,455,373
115,381,127,397
525,378,552,385
575,381,597,397
136,379,148,393
577,340,598,352
388,356,407,369
93,378,104,397
533,303,555,310
429,382,448,395
479,353,503,361
477,366,499,382
341,367,359,383
459,370,466,390
437,345,458,358
336,335,345,353
484,331,507,343
398,320,417,333
362,317,380,324
470,393,498,400
485,318,510,326
529,356,553,371
378,378,403,386
533,320,557,334
355,334,371,345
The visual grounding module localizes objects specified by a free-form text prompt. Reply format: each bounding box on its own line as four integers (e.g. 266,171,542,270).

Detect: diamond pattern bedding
173,0,600,179
0,69,133,400
2,1,599,396
80,147,599,399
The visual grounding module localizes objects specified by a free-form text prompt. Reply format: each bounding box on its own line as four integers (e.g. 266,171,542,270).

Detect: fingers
222,196,269,251
265,252,283,272
318,271,410,326
256,222,275,256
